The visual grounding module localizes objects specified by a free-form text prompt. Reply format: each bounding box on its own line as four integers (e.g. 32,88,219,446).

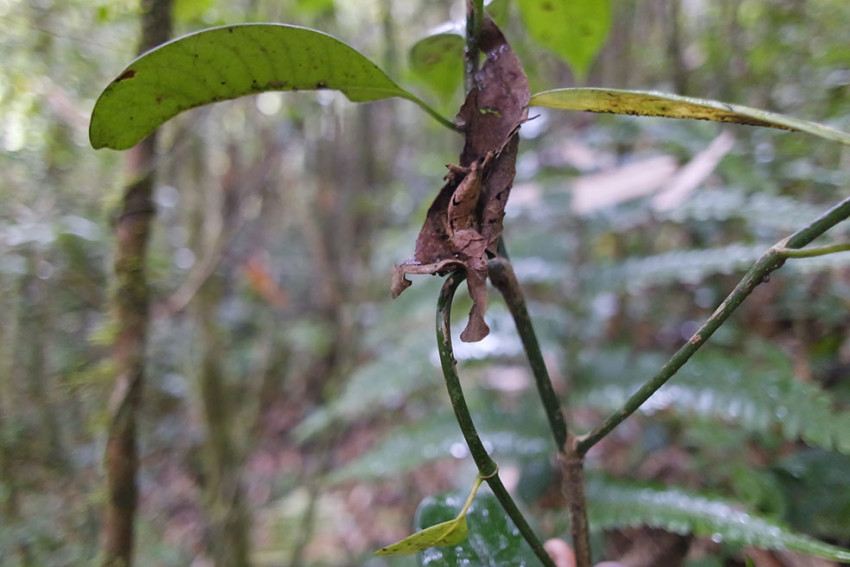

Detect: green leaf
90,23,450,150
414,491,540,566
517,0,611,80
375,516,469,556
486,0,511,27
377,475,484,557
409,33,464,103
587,477,850,562
529,88,850,145
173,0,213,23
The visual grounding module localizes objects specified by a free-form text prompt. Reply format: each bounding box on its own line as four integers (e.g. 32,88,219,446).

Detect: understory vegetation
2,0,850,566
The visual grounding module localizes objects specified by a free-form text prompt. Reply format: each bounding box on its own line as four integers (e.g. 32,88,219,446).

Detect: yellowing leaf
530,88,850,145
374,515,468,556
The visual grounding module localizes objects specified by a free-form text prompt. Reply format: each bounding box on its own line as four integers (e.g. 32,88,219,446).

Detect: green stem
437,272,557,567
458,475,485,518
577,195,850,454
407,94,461,133
488,255,592,565
774,242,850,258
489,257,569,450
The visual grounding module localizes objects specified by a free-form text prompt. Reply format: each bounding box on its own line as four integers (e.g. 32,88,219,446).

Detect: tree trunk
195,275,253,567
100,1,172,566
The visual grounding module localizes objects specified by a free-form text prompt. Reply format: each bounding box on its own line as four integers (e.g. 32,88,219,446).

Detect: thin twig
409,95,462,133
489,257,569,450
488,255,592,566
437,272,556,567
577,195,850,454
774,242,850,258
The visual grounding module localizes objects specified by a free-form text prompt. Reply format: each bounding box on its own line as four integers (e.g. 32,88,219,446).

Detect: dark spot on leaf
220,81,227,86
227,27,234,33
316,81,328,89
114,69,136,83
541,1,555,11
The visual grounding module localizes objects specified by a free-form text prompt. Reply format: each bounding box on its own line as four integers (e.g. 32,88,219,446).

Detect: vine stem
577,195,850,454
489,257,569,450
437,272,557,567
489,254,592,567
406,94,462,133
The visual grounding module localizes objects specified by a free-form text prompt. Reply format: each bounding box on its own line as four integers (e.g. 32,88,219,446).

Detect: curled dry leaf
392,14,529,342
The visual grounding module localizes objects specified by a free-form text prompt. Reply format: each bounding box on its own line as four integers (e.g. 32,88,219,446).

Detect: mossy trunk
100,1,172,565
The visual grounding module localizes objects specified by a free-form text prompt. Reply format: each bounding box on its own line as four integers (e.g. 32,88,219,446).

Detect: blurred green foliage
2,0,850,565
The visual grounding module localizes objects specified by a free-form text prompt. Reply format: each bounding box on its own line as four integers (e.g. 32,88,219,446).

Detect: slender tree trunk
195,275,253,567
101,1,171,565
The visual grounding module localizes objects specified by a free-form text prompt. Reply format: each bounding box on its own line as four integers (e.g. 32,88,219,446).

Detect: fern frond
323,411,550,485
293,330,438,442
659,188,828,233
575,348,850,454
593,244,765,291
587,477,850,562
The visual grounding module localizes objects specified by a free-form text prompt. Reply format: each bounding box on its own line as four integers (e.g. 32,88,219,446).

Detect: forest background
2,0,850,565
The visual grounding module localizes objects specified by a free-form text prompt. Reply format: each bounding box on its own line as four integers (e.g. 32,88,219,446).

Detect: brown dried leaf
393,14,529,342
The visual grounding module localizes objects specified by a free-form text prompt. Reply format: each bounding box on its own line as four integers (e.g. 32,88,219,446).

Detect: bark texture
101,1,172,565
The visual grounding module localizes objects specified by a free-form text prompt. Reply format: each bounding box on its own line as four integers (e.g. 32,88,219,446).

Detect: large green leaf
517,0,611,80
530,88,850,145
587,477,850,562
90,23,449,150
414,490,539,566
